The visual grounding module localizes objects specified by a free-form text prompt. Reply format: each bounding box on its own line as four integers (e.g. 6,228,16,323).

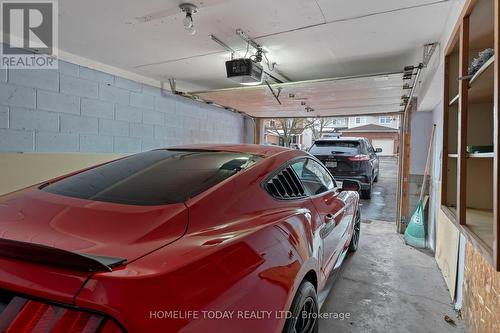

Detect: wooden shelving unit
448,56,494,105
441,0,499,271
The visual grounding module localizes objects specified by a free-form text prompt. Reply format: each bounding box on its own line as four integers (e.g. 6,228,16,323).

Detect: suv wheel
361,184,372,199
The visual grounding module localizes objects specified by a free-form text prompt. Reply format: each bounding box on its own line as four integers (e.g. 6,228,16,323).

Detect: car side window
291,159,335,195
365,140,374,154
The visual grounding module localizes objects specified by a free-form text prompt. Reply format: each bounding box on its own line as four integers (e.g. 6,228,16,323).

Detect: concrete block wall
0,61,246,153
407,174,430,218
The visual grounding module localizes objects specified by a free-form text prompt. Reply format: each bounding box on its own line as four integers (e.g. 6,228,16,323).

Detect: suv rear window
41,150,262,205
309,141,361,155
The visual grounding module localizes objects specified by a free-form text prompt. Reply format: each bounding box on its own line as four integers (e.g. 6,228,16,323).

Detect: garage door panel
194,73,404,117
372,139,394,156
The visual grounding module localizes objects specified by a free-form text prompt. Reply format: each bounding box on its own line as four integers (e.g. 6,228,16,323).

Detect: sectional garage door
372,139,394,156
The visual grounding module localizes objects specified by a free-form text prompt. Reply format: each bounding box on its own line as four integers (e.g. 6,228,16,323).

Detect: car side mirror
341,179,361,192
375,148,382,153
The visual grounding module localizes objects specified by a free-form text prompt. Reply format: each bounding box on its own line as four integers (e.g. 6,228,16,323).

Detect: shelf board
470,56,494,84
443,205,494,267
448,152,494,158
469,152,494,158
449,207,494,251
448,56,494,105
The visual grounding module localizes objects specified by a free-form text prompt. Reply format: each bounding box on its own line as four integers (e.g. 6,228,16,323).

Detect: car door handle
325,213,335,223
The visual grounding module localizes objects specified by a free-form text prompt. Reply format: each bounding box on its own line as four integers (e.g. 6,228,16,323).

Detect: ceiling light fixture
180,3,198,35
241,81,263,86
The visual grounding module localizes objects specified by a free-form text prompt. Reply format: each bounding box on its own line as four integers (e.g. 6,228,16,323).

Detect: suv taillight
348,154,370,161
0,296,123,333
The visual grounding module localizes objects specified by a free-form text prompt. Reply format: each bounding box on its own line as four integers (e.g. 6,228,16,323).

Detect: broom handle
420,124,436,202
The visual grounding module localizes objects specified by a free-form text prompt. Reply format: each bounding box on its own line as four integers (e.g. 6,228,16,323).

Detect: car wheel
348,211,361,252
361,184,372,199
283,281,318,333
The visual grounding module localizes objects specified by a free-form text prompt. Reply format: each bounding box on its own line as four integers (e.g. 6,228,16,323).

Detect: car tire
361,184,372,199
348,210,361,252
282,281,319,333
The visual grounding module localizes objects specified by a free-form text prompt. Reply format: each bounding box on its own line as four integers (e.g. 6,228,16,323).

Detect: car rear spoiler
0,238,126,272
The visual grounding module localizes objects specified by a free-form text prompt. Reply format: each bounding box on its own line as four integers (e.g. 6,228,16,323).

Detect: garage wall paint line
0,60,246,153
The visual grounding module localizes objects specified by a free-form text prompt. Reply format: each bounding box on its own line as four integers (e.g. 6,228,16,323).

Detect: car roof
314,137,366,142
166,144,292,157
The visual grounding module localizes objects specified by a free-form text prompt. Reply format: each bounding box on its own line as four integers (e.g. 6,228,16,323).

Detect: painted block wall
410,111,434,175
0,61,247,153
428,102,444,252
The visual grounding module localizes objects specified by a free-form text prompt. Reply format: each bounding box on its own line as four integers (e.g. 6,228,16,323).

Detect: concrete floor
319,157,466,332
359,157,398,222
319,223,466,332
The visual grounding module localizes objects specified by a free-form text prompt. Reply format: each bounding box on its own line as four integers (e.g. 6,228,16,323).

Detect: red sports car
0,144,361,333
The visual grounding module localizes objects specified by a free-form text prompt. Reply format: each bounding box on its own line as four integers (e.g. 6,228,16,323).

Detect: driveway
360,157,398,222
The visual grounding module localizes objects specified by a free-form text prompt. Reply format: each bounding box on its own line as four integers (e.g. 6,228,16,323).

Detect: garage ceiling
58,0,454,92
193,73,405,117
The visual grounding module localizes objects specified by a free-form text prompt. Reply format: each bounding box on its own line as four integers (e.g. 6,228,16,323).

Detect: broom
404,124,436,248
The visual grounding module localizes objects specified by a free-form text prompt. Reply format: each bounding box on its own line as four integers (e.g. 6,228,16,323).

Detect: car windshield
309,141,361,155
41,150,262,205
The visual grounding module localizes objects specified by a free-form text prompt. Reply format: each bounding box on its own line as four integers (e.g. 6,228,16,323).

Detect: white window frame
379,116,392,125
354,117,366,125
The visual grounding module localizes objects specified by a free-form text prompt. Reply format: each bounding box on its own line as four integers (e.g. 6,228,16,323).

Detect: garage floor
319,222,466,332
319,157,466,332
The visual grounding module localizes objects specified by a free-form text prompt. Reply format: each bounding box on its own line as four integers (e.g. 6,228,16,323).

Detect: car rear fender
72,208,319,333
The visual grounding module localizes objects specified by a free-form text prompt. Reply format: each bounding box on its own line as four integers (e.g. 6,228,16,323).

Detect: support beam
254,118,262,144
441,55,450,206
494,0,500,269
396,112,404,231
397,101,413,233
457,16,469,226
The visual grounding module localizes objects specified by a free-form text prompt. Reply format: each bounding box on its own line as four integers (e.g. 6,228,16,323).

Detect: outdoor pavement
319,156,466,332
359,157,399,222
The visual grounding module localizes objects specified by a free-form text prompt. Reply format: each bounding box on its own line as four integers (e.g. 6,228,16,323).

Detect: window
291,159,335,195
354,117,366,125
309,140,361,155
365,140,375,153
265,166,306,199
41,150,262,206
379,116,392,125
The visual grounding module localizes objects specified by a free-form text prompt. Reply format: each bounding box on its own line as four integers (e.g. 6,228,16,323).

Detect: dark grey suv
308,137,380,199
